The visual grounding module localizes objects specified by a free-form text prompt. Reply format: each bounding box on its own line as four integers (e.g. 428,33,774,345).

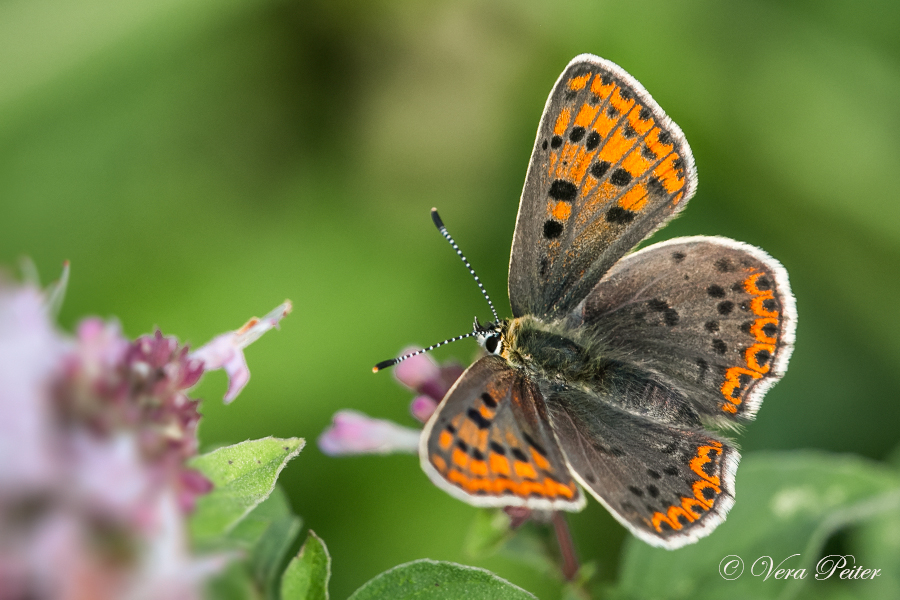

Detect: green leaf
347,559,537,600
225,485,298,550
190,437,304,543
615,451,900,600
205,486,303,600
206,561,262,600
281,530,331,600
250,498,303,599
465,509,559,578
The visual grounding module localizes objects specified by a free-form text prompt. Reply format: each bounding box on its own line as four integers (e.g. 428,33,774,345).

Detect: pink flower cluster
0,267,290,600
318,347,463,456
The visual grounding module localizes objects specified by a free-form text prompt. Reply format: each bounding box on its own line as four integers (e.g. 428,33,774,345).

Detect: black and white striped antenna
431,208,500,323
372,329,482,372
372,208,501,372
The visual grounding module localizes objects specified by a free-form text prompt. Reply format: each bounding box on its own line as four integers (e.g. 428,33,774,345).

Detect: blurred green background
2,0,899,597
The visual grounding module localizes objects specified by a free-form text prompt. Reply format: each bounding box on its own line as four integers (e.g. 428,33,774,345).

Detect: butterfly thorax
500,316,605,387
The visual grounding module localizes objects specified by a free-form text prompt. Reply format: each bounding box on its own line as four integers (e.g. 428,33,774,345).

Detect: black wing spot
641,144,657,160
755,348,772,366
707,284,726,298
539,257,549,277
740,321,753,334
705,320,719,333
569,126,586,142
586,131,601,150
548,179,577,201
522,433,547,457
712,339,727,354
763,298,778,312
543,220,564,239
619,88,634,100
628,486,644,497
511,448,528,462
671,251,686,262
717,301,735,315
661,442,679,455
471,448,485,460
762,322,778,337
756,276,772,291
610,168,633,186
657,131,672,145
702,486,717,501
622,124,638,138
590,160,611,179
639,106,651,120
480,393,497,408
663,465,679,476
715,258,733,273
456,440,469,452
541,139,548,151
606,106,619,118
647,176,666,197
664,309,679,326
647,485,660,498
648,298,668,311
605,207,635,224
550,135,563,149
489,441,505,455
647,469,661,479
696,358,708,379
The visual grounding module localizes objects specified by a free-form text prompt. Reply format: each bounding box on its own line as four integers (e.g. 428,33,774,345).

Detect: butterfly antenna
373,330,481,372
431,208,500,323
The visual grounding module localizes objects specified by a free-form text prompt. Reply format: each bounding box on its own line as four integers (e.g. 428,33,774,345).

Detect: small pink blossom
318,410,421,456
190,301,292,403
410,395,439,423
0,279,66,494
391,346,463,423
320,349,467,458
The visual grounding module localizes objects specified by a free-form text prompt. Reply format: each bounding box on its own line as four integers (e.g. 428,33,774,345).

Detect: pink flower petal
393,346,440,391
189,301,291,403
318,410,421,456
410,395,438,424
0,283,67,493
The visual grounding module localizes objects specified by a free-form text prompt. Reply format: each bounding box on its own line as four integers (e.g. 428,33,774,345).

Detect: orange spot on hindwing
648,442,723,533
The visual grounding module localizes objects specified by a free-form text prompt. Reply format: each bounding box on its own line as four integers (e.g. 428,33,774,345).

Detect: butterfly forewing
421,356,584,511
569,236,796,421
544,386,737,549
509,54,697,319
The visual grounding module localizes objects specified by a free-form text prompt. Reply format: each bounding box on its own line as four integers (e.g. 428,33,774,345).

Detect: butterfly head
473,318,506,356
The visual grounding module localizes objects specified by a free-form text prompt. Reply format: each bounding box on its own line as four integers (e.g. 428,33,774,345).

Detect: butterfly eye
484,334,502,355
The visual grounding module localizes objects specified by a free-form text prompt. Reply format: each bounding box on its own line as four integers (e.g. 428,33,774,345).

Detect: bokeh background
2,0,899,597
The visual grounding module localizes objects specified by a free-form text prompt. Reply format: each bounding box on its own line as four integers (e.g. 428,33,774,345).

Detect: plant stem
552,511,579,581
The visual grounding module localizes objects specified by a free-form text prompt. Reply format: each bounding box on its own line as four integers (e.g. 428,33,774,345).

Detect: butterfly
391,54,796,549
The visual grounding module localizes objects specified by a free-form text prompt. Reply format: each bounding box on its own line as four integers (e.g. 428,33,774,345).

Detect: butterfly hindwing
509,54,697,320
421,355,584,511
543,384,737,549
569,236,796,421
